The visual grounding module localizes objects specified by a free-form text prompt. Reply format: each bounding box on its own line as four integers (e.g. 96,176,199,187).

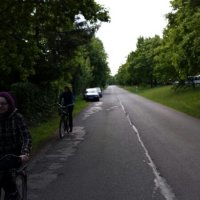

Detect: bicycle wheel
59,115,69,138
16,173,27,200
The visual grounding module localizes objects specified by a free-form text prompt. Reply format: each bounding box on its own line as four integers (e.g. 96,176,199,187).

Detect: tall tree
86,37,110,88
0,0,110,89
164,0,200,79
126,36,162,87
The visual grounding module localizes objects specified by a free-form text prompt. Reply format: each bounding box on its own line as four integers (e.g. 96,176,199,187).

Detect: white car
186,75,200,85
194,75,200,84
84,88,100,101
95,87,103,97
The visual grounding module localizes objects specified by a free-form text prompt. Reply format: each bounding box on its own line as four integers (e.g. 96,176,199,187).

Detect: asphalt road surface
28,85,200,200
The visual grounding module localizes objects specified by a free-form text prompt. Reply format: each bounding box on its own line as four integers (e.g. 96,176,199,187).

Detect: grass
123,85,200,119
30,96,89,154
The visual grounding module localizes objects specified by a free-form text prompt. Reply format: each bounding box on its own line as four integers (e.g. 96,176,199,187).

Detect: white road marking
119,100,177,200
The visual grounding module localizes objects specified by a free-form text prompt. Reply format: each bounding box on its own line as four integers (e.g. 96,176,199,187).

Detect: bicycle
57,103,71,138
0,154,27,200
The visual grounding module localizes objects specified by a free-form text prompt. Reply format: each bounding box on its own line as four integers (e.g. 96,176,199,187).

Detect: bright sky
95,0,172,75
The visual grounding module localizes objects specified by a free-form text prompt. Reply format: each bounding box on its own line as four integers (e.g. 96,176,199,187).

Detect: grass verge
30,96,89,154
123,85,200,119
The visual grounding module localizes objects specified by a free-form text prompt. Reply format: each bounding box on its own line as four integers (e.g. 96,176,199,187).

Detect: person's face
0,97,9,114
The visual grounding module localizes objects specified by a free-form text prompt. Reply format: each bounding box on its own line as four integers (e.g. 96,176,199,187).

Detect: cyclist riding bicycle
59,86,75,132
0,92,32,200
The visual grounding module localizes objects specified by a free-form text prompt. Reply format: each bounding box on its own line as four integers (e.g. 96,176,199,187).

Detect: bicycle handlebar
57,103,74,108
0,154,22,170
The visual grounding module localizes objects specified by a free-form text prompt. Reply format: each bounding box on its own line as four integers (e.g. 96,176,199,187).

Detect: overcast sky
95,0,172,75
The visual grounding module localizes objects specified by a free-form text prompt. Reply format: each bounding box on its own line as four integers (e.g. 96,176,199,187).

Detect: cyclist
59,86,75,132
0,91,32,200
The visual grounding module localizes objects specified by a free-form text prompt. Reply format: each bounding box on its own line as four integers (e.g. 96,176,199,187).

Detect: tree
164,0,200,80
125,36,162,87
116,63,130,86
0,0,110,89
153,37,178,84
86,37,110,88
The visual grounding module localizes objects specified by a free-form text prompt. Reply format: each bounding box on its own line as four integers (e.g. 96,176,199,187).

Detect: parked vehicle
84,88,100,101
193,75,200,84
95,87,103,97
173,75,200,86
186,75,200,85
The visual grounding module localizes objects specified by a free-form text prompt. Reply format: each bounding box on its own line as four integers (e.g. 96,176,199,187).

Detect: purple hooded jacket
0,92,32,156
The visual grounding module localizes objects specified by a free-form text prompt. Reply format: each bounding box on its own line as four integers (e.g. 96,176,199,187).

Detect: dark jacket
0,109,32,156
59,91,74,106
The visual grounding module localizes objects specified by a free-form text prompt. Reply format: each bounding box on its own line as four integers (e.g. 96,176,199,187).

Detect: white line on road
119,100,177,200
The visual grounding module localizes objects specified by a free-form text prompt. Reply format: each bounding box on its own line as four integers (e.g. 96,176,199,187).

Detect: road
28,85,200,200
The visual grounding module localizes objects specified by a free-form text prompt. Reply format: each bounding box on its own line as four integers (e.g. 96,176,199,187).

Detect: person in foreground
0,92,32,200
59,86,75,132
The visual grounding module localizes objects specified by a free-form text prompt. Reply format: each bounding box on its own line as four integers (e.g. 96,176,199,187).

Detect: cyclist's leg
3,170,20,200
68,105,74,132
64,114,69,133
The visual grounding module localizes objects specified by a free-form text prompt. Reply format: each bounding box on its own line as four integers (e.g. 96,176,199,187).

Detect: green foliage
164,0,200,79
67,46,93,94
31,114,60,154
0,0,110,90
117,36,165,87
116,0,200,88
86,37,110,88
10,82,58,125
116,63,131,86
1,1,111,123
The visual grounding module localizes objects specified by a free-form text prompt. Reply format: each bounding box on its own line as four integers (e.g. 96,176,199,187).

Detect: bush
10,82,58,125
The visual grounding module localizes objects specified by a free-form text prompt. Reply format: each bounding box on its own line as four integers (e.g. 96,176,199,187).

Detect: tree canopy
0,0,110,90
116,0,200,87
